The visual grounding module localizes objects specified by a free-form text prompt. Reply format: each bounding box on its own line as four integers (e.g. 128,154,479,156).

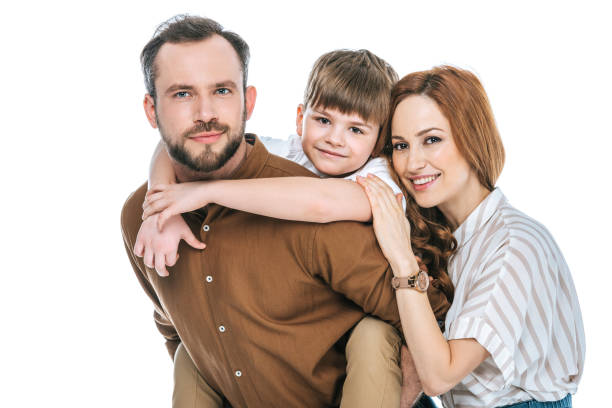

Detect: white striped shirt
441,188,585,408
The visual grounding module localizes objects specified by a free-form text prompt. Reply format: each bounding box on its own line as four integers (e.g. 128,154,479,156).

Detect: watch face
417,271,429,291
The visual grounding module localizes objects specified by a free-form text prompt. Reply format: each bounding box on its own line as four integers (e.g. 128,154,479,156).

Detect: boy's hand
133,214,206,277
142,183,210,231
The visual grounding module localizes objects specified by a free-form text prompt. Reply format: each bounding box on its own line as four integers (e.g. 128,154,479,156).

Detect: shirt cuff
446,316,515,390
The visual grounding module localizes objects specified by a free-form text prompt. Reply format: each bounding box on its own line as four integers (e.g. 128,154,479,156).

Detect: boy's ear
245,86,257,120
296,104,305,137
144,94,158,129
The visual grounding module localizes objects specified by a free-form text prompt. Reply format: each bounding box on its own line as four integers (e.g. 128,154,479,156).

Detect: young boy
135,49,424,407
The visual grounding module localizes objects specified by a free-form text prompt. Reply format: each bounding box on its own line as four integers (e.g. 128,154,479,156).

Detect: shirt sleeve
309,220,451,332
309,221,402,331
259,136,290,158
121,186,181,359
345,158,406,210
445,238,538,390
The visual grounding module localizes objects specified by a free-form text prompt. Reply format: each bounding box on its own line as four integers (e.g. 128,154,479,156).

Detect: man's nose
193,95,217,123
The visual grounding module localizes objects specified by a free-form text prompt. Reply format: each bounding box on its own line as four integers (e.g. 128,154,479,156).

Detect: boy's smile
296,104,380,177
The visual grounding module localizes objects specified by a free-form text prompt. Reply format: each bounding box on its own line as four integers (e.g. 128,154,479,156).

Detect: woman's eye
349,127,363,134
425,136,441,144
393,142,408,150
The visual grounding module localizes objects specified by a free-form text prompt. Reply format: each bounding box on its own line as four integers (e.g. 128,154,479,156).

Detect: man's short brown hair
303,49,398,126
141,14,250,100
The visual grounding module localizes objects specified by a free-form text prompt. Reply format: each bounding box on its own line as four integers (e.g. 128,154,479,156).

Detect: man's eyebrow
165,84,196,94
212,80,238,89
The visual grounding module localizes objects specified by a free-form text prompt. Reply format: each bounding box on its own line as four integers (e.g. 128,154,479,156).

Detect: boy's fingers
166,251,178,267
143,249,154,269
182,229,206,250
133,241,144,257
155,255,169,277
147,184,167,195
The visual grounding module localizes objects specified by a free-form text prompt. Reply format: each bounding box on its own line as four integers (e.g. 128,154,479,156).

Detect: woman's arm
149,141,176,188
357,174,490,396
143,176,374,230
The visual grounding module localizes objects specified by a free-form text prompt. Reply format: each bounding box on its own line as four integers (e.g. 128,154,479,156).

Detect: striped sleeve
446,236,538,389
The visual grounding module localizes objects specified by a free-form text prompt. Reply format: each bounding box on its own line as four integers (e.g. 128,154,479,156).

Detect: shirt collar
227,133,270,180
453,187,506,249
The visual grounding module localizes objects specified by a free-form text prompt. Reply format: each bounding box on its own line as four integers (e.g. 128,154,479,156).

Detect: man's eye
425,136,441,144
216,88,231,95
393,142,408,150
349,127,363,134
175,91,190,98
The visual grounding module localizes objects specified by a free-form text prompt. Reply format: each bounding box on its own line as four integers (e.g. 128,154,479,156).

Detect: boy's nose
325,128,345,147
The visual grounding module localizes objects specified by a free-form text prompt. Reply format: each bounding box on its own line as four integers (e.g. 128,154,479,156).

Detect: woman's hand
143,182,211,231
356,174,418,276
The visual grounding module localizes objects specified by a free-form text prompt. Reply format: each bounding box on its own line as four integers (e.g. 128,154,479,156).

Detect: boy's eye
215,88,231,95
316,117,331,125
393,142,408,151
349,127,363,134
425,136,441,144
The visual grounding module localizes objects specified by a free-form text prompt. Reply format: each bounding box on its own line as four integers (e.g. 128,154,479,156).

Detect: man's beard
159,114,246,173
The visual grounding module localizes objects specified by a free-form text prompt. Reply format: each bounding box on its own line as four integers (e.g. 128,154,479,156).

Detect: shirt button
218,325,226,333
206,276,213,283
235,370,242,377
203,224,210,231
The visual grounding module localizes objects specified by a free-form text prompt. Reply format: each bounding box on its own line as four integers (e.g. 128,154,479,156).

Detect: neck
174,140,251,182
438,181,491,231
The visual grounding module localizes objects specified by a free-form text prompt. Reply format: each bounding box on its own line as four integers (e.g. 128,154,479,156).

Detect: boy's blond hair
303,49,398,126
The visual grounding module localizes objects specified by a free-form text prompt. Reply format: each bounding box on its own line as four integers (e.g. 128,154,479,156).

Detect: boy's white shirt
260,135,406,210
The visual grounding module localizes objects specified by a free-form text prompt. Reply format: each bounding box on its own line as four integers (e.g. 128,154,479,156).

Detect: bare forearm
394,264,489,396
149,141,176,188
206,177,372,222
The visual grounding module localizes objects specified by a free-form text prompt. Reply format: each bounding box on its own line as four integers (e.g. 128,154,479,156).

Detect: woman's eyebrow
417,127,444,136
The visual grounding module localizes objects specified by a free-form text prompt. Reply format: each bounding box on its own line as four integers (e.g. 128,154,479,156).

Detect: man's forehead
154,36,243,88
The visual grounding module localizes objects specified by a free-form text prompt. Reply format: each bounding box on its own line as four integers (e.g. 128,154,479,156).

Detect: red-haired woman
357,66,585,407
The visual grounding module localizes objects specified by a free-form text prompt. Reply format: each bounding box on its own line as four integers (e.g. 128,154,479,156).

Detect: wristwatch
391,270,429,292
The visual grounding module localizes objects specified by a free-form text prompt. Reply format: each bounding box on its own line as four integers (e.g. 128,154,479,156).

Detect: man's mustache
183,121,229,138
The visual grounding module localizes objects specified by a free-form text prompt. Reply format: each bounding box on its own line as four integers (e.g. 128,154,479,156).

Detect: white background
1,1,610,406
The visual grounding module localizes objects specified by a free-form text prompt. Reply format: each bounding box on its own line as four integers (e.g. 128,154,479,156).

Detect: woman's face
390,95,480,213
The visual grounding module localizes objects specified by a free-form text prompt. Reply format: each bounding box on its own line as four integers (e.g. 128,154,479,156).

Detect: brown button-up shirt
121,135,449,408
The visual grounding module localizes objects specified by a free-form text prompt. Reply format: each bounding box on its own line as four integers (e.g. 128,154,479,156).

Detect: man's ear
245,86,257,120
296,104,305,137
143,94,158,129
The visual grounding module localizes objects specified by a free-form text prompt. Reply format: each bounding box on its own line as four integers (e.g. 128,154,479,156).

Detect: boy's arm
144,177,375,229
134,142,204,277
149,141,176,188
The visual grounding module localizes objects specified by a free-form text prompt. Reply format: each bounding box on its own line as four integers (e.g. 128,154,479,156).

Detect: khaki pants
173,316,401,408
173,343,224,408
341,316,402,408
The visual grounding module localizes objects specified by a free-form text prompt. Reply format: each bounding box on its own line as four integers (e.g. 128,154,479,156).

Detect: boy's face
296,104,380,176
